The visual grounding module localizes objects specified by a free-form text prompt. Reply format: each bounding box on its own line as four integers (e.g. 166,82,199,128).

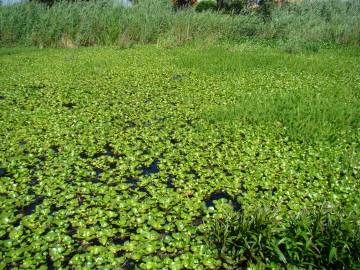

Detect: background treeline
0,0,359,48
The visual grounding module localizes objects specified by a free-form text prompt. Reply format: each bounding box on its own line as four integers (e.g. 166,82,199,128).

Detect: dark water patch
46,255,55,270
80,151,88,159
28,83,45,90
166,177,175,189
27,188,35,195
141,160,160,176
90,178,100,184
0,232,9,241
191,217,203,226
87,239,101,246
187,169,199,179
115,250,125,257
170,138,179,144
127,227,138,234
123,258,137,270
205,191,241,211
22,196,44,215
50,145,60,154
126,177,138,188
105,143,114,157
65,179,74,185
30,178,39,186
78,195,85,205
0,96,5,100
111,115,120,122
63,102,76,109
157,230,170,241
256,185,276,194
172,74,183,81
108,162,117,169
26,165,36,175
67,224,77,236
113,236,130,245
0,168,7,177
13,219,21,227
37,155,46,162
92,152,103,159
94,167,103,178
223,168,231,177
104,143,124,159
124,121,136,130
50,204,65,214
137,187,150,196
19,140,27,146
186,119,194,126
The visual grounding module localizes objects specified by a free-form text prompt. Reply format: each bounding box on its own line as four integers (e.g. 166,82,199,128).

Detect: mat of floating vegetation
0,45,359,269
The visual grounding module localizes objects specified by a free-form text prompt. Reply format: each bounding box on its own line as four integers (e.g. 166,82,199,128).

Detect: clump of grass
204,205,360,269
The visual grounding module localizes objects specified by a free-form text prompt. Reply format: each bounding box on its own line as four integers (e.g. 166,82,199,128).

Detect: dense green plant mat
0,44,359,269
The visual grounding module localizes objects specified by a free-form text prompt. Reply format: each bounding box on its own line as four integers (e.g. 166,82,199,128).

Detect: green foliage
0,44,359,268
204,205,360,268
267,0,360,45
177,45,360,143
195,0,217,13
0,0,359,48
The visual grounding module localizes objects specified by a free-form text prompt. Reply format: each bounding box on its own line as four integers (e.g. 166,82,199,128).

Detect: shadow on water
137,186,150,196
123,258,137,270
166,176,175,189
63,102,76,109
94,167,102,178
46,255,55,270
67,224,77,236
126,177,139,188
105,143,124,159
205,191,241,211
141,160,160,176
19,140,27,146
80,152,88,159
22,196,44,215
30,178,39,186
90,144,125,160
113,236,130,245
191,216,203,226
50,145,60,154
0,168,7,177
